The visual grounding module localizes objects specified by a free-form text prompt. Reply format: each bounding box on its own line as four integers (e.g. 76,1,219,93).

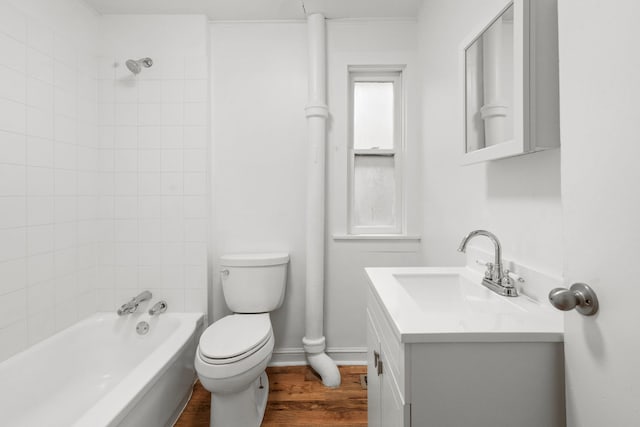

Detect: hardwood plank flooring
175,365,368,427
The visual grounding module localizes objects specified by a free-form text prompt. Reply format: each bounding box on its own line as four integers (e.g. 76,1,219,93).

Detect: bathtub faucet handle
149,300,168,316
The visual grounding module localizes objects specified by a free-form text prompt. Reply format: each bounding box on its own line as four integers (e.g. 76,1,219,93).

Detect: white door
558,1,640,425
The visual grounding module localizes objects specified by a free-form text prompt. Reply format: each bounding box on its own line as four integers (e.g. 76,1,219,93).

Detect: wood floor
175,365,368,427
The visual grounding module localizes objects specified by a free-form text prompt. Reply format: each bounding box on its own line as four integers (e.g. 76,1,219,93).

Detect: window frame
347,67,405,235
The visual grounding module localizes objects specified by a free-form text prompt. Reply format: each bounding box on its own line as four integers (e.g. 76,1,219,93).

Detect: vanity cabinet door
380,371,406,427
366,310,382,427
367,308,409,427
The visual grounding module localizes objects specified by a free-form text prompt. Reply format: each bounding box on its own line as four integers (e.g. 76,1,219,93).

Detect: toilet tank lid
220,252,290,267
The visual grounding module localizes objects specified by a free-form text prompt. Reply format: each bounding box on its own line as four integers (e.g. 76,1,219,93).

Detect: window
348,68,404,235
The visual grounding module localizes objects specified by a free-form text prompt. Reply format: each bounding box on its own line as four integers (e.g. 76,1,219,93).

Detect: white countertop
365,266,564,343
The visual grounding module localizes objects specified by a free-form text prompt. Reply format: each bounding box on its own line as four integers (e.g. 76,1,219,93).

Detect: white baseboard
269,346,367,367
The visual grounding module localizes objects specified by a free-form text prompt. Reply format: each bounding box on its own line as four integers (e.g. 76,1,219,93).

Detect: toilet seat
198,313,272,365
195,313,275,382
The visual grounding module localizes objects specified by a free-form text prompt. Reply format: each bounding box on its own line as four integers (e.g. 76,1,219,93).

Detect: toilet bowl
195,313,274,426
195,253,288,427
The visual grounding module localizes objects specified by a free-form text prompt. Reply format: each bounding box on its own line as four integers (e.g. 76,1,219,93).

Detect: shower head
125,57,153,75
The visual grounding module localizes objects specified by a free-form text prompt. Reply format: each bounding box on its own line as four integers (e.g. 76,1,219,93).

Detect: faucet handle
475,259,494,277
506,270,525,284
501,269,514,286
484,262,494,279
149,300,168,316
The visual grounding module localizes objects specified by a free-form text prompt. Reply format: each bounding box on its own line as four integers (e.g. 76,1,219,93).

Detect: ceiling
82,0,422,20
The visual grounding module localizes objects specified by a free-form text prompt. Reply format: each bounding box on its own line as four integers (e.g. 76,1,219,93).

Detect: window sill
332,234,421,241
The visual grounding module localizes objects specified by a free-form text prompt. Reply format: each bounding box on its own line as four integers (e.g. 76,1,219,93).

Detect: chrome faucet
117,290,153,315
457,230,518,297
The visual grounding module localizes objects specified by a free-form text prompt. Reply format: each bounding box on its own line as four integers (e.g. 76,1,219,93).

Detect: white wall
210,19,421,363
0,0,100,362
96,15,210,315
325,20,422,359
210,21,309,353
418,0,563,275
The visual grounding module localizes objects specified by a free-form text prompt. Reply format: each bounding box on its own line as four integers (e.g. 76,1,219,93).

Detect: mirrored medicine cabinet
460,0,560,164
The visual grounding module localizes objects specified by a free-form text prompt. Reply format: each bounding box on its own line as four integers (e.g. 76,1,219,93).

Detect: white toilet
195,253,289,427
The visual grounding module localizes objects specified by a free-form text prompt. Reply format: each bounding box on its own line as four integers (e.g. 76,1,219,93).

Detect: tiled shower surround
0,1,209,362
95,53,209,316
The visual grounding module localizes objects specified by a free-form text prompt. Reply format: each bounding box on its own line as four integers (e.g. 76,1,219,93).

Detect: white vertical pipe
302,12,341,388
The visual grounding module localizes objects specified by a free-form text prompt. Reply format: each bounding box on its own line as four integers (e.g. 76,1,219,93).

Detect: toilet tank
220,253,289,313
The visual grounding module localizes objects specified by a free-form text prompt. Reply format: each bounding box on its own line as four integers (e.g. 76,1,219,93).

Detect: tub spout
117,290,153,315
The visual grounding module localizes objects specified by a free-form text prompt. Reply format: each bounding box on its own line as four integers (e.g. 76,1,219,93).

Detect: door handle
548,282,599,316
373,350,379,368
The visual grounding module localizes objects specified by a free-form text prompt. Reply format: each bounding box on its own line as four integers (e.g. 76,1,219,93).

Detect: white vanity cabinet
366,273,566,427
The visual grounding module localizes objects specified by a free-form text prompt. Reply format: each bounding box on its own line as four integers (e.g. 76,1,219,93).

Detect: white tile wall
0,10,210,364
0,0,100,362
97,17,210,317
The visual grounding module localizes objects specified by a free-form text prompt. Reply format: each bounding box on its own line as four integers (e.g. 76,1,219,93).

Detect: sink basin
365,267,563,343
392,272,526,315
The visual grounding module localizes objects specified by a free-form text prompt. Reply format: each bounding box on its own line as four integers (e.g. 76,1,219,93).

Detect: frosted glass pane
353,155,395,227
353,82,394,149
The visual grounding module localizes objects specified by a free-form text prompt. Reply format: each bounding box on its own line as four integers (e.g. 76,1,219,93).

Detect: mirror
460,0,560,164
464,4,514,154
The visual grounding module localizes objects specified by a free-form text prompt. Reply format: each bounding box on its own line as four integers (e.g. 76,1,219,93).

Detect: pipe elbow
307,352,341,388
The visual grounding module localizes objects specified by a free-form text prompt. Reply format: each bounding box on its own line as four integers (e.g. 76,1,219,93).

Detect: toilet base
255,371,269,424
210,371,269,427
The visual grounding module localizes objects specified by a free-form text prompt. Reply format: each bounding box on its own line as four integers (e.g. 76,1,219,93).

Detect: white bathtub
0,312,204,427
